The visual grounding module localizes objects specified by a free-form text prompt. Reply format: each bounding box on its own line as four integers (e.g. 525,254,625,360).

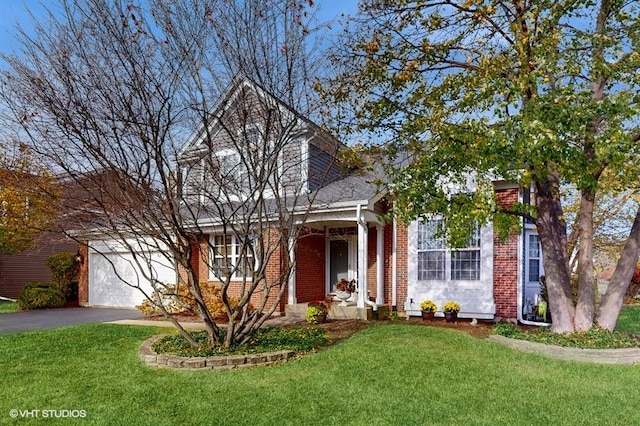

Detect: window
451,225,481,280
416,219,481,281
210,235,254,280
417,220,445,280
528,234,541,282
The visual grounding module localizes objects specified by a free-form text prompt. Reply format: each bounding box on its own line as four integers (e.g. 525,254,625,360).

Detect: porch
284,301,389,321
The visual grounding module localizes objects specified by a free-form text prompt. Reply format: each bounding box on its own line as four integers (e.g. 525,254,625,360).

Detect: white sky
0,0,360,54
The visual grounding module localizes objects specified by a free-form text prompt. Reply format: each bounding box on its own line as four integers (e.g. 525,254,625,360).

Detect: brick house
78,78,545,324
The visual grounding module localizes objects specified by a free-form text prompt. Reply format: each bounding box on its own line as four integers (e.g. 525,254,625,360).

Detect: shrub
136,282,253,320
18,282,65,310
45,252,79,299
152,326,328,357
625,263,640,300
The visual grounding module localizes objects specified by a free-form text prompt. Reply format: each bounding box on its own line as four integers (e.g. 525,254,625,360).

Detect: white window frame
209,234,254,281
415,219,482,282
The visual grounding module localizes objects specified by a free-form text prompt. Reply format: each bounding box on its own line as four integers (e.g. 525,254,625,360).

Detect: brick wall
395,224,408,312
295,233,325,303
493,187,520,319
78,242,89,306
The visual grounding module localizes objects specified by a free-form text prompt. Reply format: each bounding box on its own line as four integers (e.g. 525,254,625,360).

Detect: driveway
0,307,142,334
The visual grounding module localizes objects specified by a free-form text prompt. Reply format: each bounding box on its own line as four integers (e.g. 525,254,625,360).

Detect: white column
376,225,384,305
357,212,368,309
287,231,297,305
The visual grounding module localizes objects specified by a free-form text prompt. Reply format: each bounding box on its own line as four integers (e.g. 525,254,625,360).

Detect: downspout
356,204,377,313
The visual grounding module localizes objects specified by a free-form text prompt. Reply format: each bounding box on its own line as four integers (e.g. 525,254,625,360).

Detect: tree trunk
596,206,640,330
535,173,575,333
574,190,596,331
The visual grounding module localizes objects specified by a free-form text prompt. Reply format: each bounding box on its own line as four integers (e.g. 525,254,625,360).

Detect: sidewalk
108,315,301,330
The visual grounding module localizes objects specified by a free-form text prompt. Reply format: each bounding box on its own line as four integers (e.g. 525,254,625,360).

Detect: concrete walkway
0,307,142,334
108,315,301,330
489,335,640,364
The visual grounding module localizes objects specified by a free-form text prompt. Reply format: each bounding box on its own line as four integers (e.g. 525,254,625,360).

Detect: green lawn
616,305,640,334
2,323,640,425
0,301,18,314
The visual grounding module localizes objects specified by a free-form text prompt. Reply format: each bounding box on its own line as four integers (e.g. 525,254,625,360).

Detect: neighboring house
0,234,77,299
77,78,546,324
0,173,78,299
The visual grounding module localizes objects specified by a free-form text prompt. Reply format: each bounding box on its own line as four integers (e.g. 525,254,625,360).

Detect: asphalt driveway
0,307,142,334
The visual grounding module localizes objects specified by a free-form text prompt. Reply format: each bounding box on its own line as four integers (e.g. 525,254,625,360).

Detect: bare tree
0,0,332,347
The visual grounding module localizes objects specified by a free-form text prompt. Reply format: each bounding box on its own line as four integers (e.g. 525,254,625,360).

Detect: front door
328,238,354,292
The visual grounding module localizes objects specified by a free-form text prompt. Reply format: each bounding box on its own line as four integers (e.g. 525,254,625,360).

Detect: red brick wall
196,231,286,313
78,242,89,306
395,224,408,312
493,187,520,319
295,233,325,303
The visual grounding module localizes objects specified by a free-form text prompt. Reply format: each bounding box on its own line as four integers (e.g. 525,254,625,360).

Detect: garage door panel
88,242,176,308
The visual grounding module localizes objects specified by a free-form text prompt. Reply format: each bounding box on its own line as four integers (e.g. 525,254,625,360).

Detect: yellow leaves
364,38,380,55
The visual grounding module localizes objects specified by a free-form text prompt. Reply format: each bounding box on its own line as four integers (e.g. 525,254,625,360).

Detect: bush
136,282,253,320
18,282,66,310
625,263,640,300
45,252,79,300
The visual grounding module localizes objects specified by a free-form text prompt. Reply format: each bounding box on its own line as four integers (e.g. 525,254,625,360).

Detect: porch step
285,303,388,321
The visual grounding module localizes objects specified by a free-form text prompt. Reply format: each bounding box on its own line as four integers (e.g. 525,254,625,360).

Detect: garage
88,239,176,308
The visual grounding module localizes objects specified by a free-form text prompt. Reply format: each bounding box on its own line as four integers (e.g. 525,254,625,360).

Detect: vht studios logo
9,409,87,419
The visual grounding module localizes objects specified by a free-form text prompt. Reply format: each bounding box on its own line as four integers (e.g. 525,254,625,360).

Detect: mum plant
443,301,461,313
420,300,437,313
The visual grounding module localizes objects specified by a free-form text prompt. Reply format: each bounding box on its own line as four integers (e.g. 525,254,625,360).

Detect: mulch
144,313,496,341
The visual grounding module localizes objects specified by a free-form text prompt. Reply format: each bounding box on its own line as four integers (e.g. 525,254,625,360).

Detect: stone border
139,335,296,370
489,335,640,364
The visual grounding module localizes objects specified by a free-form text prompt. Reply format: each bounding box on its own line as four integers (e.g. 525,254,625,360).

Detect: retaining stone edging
139,335,296,370
489,334,640,364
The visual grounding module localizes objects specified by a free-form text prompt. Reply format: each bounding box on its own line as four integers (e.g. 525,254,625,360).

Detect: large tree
324,0,640,332
0,0,326,347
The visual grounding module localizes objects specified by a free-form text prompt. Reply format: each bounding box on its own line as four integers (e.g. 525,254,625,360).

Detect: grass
2,323,640,425
493,305,640,348
0,301,18,314
615,305,640,334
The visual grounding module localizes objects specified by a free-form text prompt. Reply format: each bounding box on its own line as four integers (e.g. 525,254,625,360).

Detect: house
0,172,77,299
77,77,546,324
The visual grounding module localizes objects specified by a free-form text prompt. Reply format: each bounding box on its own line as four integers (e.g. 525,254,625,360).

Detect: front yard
0,301,18,314
2,315,640,425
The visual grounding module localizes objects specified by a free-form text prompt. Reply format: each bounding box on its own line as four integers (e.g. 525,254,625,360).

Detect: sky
0,0,360,54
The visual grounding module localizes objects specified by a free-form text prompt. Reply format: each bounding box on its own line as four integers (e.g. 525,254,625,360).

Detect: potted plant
419,300,437,321
334,279,356,306
306,300,329,324
442,301,461,322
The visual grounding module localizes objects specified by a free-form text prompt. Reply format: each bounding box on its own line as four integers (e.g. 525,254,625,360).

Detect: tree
323,0,640,332
0,0,327,347
0,142,60,255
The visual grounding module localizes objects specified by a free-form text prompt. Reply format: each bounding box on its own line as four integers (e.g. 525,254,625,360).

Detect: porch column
357,211,368,309
287,231,297,305
376,225,384,305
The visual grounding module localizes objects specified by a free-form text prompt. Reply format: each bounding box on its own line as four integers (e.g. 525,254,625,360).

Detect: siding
307,144,342,192
0,238,78,298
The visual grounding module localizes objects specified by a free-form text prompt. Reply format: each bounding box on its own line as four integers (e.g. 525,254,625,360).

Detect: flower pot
313,314,327,324
334,290,352,306
421,311,435,321
444,311,458,323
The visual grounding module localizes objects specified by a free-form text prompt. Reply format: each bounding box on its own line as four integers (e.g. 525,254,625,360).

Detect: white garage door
88,239,176,308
